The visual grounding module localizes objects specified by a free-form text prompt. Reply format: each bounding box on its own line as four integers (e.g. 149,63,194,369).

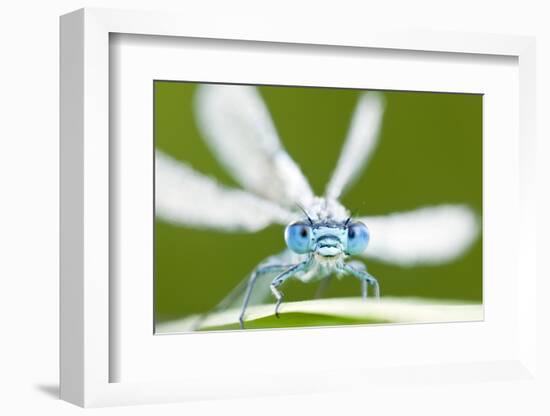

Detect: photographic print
154,82,482,333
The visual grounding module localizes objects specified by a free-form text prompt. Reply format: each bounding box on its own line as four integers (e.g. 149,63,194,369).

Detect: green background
154,82,482,323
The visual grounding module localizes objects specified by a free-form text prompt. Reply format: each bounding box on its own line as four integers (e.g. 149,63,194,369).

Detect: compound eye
284,222,313,254
346,221,369,255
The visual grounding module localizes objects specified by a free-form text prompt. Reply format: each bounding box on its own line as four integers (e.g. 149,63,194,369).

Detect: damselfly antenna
345,207,360,225
296,203,314,225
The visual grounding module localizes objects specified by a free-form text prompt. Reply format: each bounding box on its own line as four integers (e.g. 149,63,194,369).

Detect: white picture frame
60,7,537,407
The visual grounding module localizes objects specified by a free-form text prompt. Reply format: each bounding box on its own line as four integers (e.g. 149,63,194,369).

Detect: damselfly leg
268,261,309,319
341,262,380,299
238,264,291,329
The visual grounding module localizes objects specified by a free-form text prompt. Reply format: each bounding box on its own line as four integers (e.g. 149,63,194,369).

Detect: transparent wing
193,250,302,328
359,204,479,266
206,267,277,314
155,151,295,232
194,84,314,207
212,250,302,311
325,92,385,200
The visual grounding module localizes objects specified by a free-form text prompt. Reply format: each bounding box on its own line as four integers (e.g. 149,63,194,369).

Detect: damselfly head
284,217,370,258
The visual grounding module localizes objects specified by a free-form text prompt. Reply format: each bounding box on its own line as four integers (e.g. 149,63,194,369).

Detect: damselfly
156,85,479,329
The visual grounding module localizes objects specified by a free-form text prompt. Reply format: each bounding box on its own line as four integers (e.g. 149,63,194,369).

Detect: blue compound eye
284,222,313,254
346,221,369,255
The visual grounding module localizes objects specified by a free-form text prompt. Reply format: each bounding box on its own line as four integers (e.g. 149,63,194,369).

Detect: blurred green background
154,82,482,324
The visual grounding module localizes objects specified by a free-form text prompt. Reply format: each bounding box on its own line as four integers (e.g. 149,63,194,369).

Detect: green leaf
155,297,483,333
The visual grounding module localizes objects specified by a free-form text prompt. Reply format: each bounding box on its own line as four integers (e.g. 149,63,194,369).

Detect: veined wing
325,92,385,200
156,151,295,232
215,250,303,310
194,84,314,207
193,250,302,328
192,267,277,330
359,204,479,266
